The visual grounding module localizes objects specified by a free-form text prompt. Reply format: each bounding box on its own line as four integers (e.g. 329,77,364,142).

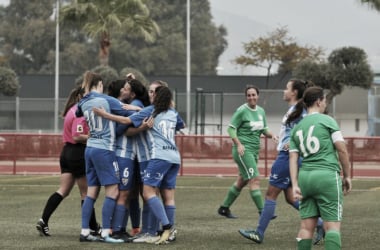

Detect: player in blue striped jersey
93,86,185,244
76,72,134,243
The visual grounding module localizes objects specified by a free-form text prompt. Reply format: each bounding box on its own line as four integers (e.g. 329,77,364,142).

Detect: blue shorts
85,147,120,187
269,151,301,190
139,161,148,182
143,159,179,189
117,157,135,191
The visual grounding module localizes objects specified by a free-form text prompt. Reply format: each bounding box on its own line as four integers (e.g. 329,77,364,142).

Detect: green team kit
229,104,269,180
290,112,344,221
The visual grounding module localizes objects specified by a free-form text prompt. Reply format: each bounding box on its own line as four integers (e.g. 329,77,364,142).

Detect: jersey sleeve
71,116,88,137
106,95,135,117
229,106,243,129
175,112,185,130
129,106,154,128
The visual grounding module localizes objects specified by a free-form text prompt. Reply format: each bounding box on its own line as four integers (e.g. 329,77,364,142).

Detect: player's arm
125,117,154,136
227,126,245,156
263,129,279,144
289,150,302,200
93,107,132,125
332,131,352,195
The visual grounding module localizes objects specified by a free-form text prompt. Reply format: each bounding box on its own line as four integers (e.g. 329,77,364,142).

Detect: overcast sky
1,0,379,75
209,0,380,75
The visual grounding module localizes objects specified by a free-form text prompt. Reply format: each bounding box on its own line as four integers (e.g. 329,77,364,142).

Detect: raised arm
125,117,154,136
93,107,132,125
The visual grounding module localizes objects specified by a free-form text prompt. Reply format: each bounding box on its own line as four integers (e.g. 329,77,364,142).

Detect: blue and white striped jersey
130,105,184,164
76,91,134,151
114,99,144,159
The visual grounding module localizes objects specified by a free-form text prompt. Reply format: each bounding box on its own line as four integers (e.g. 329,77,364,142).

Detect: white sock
101,229,111,238
81,229,90,236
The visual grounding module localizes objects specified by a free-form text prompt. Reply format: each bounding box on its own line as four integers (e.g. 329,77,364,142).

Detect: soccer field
1,175,379,249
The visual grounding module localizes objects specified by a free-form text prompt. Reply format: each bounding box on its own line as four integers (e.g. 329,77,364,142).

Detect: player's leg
255,184,282,239
218,175,246,218
37,173,75,236
297,217,318,250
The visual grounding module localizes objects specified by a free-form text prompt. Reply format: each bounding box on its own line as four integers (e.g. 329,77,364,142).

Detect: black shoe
90,223,102,236
79,233,100,242
36,219,51,236
238,229,263,244
218,206,238,219
111,231,133,243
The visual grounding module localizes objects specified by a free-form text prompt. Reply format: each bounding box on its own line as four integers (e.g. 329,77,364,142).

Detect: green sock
325,230,341,250
250,189,264,212
297,238,312,250
222,185,240,207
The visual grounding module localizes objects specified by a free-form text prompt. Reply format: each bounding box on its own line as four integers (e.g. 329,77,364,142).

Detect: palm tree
359,0,380,11
60,0,160,66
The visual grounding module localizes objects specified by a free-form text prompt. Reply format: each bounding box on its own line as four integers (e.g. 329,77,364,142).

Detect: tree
0,0,227,76
234,26,323,88
293,47,373,108
109,0,228,75
0,66,19,96
0,0,56,74
60,0,160,66
359,0,380,11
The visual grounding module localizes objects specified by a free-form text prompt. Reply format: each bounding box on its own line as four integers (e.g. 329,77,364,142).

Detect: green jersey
229,104,268,151
289,113,341,172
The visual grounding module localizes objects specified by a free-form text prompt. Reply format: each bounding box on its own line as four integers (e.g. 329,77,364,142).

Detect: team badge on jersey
76,124,83,133
122,178,129,186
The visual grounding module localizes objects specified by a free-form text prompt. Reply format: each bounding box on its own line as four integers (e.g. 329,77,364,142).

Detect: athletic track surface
0,159,379,178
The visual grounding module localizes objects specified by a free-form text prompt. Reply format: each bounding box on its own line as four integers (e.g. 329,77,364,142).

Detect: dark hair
152,86,172,117
107,79,126,98
285,80,314,126
286,86,325,125
245,85,259,96
290,79,314,99
129,79,150,106
61,85,84,117
82,72,102,93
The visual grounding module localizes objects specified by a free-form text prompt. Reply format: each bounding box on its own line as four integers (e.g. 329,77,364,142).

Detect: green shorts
232,146,259,180
298,169,343,222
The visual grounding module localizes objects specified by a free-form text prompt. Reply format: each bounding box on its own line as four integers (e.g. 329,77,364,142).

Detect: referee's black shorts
59,143,86,178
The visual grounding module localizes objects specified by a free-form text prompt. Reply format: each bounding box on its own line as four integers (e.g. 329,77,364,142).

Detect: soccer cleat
90,223,102,236
100,235,125,243
218,206,238,219
238,229,263,244
36,219,51,236
132,233,160,243
79,234,100,242
168,228,177,242
313,225,325,245
155,228,171,245
111,231,133,243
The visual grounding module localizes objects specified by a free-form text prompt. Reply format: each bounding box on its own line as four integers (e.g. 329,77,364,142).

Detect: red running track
0,160,379,178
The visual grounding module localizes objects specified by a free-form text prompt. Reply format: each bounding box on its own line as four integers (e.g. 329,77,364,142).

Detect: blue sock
146,196,169,226
121,207,129,232
292,200,299,210
129,198,141,229
141,204,149,234
111,204,126,233
256,199,276,237
102,196,116,229
81,196,95,229
165,205,176,226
